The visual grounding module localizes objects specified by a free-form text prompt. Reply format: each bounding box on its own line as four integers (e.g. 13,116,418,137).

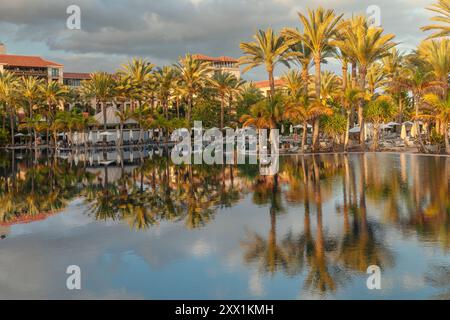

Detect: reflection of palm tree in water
338,154,394,272
242,174,288,274
303,155,340,294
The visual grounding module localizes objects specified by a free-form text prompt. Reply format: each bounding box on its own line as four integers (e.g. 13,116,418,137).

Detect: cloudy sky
0,0,436,80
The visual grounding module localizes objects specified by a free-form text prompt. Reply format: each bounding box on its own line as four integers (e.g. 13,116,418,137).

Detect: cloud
0,0,436,79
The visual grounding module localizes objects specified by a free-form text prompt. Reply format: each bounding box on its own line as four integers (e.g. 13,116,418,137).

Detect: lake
0,150,449,299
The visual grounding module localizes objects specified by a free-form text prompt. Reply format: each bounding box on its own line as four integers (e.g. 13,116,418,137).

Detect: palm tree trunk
314,56,321,97
344,111,350,152
220,94,225,131
9,107,14,147
398,96,403,123
351,61,357,88
187,95,193,128
301,121,308,152
358,66,367,149
445,122,450,154
302,68,309,95
342,63,348,91
268,69,275,97
312,118,320,152
372,124,380,151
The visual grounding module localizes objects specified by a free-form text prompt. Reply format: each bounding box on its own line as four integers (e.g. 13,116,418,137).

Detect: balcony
5,67,47,77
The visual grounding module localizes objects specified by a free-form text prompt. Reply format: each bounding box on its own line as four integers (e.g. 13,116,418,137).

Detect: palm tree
283,92,312,151
40,81,68,146
282,7,344,150
0,71,19,146
240,93,285,130
174,54,211,127
81,72,115,142
336,18,396,147
154,66,177,119
319,71,341,99
421,0,450,39
418,39,450,97
20,77,43,146
382,48,406,122
401,56,437,128
282,7,344,98
366,63,387,95
239,28,293,96
118,58,154,140
364,95,395,151
423,93,450,153
210,71,237,130
341,86,363,151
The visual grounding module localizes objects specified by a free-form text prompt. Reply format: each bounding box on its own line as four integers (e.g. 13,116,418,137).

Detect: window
52,68,60,77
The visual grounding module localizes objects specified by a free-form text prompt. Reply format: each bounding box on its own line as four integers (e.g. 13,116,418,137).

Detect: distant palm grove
0,1,449,153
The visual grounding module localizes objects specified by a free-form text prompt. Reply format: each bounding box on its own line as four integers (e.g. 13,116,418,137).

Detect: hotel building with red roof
193,54,240,79
0,42,64,83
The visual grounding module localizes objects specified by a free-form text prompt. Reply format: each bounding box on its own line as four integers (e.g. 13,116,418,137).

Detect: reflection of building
63,72,91,87
0,43,63,83
254,79,286,97
0,212,58,228
193,54,240,78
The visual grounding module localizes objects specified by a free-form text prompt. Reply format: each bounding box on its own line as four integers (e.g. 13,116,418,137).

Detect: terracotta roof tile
63,72,91,80
0,54,62,68
254,79,286,88
193,54,238,63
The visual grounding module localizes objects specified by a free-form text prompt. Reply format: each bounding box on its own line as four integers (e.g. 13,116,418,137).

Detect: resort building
254,79,286,97
63,72,91,87
193,54,240,78
0,43,63,83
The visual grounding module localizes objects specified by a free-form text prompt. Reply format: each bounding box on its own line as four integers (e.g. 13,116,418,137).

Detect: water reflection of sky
0,153,449,299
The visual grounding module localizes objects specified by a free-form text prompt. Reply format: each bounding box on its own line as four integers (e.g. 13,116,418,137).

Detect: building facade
63,72,91,87
254,79,286,97
193,54,240,78
0,44,63,83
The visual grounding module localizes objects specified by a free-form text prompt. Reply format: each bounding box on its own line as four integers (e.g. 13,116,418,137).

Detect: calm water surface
0,150,449,299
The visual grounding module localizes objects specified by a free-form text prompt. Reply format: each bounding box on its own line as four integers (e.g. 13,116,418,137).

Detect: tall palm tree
282,7,344,98
210,71,237,130
20,77,43,146
82,72,116,141
239,28,293,96
421,0,450,39
174,54,211,127
0,71,19,146
154,66,177,120
335,18,396,147
118,58,154,138
40,81,68,146
282,7,344,150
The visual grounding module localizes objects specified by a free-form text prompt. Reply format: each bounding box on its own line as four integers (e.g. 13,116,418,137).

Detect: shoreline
2,144,450,158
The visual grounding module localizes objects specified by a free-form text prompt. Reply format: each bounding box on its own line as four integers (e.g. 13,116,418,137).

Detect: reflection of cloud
248,272,265,297
191,239,212,257
402,273,425,291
